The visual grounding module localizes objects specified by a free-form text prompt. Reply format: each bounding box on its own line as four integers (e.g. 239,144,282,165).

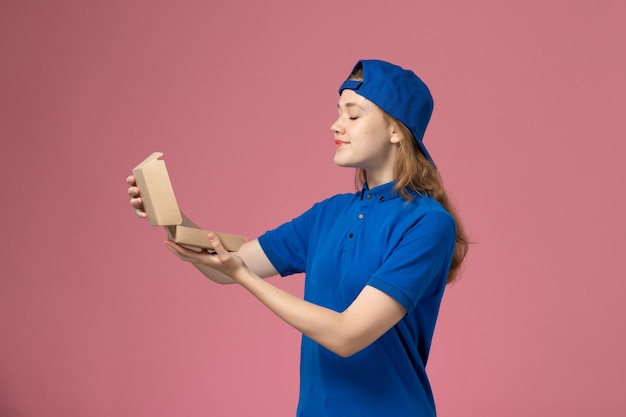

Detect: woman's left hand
164,233,247,282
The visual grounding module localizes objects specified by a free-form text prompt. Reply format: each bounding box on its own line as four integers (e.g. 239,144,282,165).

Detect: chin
334,155,355,168
333,159,354,168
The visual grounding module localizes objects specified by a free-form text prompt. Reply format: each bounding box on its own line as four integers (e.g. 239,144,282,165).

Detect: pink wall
1,1,625,416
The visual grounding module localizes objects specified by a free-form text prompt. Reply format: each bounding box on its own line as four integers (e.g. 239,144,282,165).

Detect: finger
207,232,223,252
164,240,206,263
208,233,230,261
130,197,143,209
128,186,140,197
126,175,136,186
129,197,147,218
164,240,189,259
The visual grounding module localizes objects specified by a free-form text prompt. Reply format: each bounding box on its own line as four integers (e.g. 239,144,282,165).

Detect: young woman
127,59,469,417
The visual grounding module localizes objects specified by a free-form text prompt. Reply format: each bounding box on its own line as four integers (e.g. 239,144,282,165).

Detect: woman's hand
126,172,277,284
164,233,248,282
126,175,147,219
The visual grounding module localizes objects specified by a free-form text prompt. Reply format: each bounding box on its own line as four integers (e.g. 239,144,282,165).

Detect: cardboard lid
132,152,183,226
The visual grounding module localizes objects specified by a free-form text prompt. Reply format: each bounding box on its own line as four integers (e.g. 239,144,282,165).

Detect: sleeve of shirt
367,210,457,313
257,201,322,277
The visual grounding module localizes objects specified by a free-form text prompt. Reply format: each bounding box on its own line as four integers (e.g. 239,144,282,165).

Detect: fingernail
208,233,216,240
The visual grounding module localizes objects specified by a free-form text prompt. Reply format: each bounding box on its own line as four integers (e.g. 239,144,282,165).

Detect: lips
335,139,349,148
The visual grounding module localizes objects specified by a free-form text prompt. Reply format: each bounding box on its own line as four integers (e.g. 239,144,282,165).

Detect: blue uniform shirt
258,181,456,417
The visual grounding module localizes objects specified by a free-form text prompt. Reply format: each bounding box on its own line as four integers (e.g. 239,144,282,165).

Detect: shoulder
410,193,451,214
319,191,359,205
307,191,359,214
402,194,456,237
397,192,453,220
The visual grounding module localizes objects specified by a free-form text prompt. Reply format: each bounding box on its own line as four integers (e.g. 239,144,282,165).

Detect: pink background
2,1,625,416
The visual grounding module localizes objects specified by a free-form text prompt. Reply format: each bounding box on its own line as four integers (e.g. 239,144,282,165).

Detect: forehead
338,89,370,109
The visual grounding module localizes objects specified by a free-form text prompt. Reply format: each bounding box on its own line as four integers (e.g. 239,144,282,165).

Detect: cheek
365,126,391,146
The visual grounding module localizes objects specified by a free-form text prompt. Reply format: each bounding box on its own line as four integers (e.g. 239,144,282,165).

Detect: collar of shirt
360,181,403,202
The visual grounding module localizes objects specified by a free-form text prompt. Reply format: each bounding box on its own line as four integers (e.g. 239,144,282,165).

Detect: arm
188,239,278,284
165,233,407,358
127,175,278,284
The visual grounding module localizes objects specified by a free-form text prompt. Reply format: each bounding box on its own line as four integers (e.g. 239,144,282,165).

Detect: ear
389,123,403,144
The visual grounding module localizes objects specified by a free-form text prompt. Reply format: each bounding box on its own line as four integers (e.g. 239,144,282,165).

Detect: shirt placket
340,191,377,266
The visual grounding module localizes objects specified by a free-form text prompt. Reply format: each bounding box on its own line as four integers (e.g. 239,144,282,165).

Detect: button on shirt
258,181,456,417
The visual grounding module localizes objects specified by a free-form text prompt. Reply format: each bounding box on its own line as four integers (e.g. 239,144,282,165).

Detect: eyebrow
337,102,364,110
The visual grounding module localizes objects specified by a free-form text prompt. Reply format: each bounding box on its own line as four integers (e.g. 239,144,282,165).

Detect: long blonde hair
349,68,468,283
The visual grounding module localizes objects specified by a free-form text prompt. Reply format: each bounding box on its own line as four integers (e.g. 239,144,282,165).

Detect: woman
127,59,469,417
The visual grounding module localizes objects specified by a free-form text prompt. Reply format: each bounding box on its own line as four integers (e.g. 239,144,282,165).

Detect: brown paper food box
132,152,245,251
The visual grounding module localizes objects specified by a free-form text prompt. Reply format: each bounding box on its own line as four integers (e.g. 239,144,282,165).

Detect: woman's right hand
126,175,147,219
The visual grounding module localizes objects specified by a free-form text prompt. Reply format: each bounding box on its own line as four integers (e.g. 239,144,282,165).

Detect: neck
363,168,394,189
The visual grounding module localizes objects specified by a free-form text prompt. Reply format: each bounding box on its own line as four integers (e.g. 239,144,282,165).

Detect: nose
330,116,344,135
